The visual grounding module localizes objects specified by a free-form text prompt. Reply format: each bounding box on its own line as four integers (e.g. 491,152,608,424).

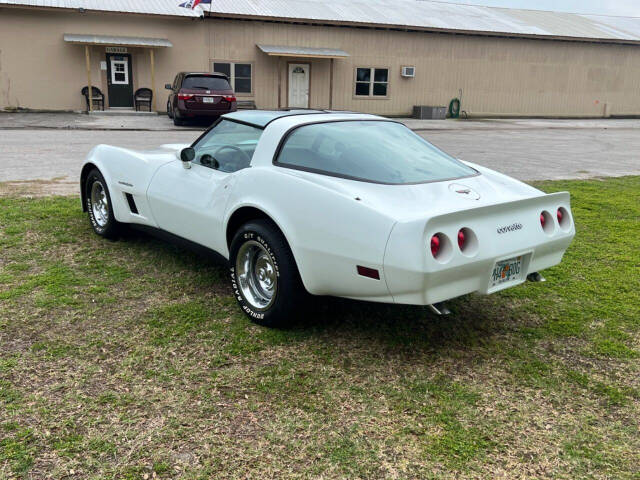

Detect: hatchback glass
276,121,477,184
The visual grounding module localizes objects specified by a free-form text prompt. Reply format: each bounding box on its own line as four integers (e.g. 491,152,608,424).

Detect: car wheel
167,101,173,119
85,168,120,239
173,115,184,126
230,219,306,328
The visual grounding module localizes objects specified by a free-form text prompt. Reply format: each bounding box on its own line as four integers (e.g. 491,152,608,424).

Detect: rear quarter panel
226,167,396,301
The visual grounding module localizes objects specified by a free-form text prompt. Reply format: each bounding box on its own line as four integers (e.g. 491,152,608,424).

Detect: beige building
1,0,640,117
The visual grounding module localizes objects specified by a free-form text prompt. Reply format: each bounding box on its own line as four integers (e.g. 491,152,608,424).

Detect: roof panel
2,0,640,42
206,0,640,43
0,0,200,17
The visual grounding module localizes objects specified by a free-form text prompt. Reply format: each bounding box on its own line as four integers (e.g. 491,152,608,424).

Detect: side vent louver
125,193,139,214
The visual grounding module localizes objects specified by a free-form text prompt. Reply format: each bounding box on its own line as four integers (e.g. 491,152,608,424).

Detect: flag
179,0,211,9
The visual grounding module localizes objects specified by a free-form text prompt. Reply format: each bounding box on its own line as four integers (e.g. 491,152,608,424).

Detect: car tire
173,115,185,126
230,219,306,328
85,168,120,240
167,101,173,119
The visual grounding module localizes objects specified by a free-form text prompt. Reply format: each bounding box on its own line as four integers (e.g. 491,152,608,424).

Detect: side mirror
165,83,172,90
179,147,195,169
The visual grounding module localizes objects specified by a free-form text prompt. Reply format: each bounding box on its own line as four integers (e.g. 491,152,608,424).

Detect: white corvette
81,110,575,326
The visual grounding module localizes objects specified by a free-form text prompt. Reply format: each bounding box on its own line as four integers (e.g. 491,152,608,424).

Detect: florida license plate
202,97,214,103
490,256,524,288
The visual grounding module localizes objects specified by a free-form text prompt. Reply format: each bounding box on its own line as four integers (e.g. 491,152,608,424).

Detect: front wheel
229,220,306,328
85,168,120,239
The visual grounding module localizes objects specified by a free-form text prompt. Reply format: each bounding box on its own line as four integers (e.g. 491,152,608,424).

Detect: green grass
0,176,638,479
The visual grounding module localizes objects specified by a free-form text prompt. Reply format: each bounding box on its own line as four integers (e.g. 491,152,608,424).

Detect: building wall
208,18,640,117
0,7,209,111
1,7,640,117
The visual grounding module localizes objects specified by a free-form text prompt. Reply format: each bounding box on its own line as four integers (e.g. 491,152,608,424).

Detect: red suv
165,72,237,126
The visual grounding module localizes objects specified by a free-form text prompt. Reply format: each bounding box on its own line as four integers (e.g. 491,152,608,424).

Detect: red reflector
557,209,563,223
357,265,380,280
178,93,194,100
430,235,440,257
540,213,546,228
223,96,237,102
457,229,465,250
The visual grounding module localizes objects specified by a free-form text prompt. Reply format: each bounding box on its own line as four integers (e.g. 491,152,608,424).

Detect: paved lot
0,114,639,196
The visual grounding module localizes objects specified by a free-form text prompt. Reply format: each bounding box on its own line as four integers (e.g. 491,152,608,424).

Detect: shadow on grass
123,227,510,356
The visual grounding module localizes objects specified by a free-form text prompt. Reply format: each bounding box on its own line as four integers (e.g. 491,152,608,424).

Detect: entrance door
288,63,310,108
106,54,133,108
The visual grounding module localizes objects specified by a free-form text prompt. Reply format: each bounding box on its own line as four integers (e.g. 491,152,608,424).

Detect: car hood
276,161,544,222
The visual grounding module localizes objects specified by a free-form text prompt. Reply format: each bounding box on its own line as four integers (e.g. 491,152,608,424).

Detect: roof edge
204,11,640,46
0,2,201,19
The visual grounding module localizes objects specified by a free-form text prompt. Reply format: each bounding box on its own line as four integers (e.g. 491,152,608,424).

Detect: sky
436,0,640,16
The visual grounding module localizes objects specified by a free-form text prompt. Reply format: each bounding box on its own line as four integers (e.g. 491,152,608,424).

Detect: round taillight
540,213,546,228
430,235,440,258
557,208,563,223
457,229,466,250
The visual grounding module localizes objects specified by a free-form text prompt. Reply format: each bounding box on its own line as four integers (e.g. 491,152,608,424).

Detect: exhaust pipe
428,302,451,315
527,272,546,282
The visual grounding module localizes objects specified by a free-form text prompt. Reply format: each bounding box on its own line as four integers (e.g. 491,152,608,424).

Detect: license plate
202,97,214,103
490,256,524,288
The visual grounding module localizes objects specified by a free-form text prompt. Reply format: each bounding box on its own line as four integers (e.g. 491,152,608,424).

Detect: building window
213,62,252,94
355,67,388,97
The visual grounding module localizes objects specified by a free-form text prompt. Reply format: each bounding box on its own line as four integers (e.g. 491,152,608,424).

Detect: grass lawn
0,176,638,479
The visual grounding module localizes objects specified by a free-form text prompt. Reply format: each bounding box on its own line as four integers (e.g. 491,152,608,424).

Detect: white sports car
81,110,575,326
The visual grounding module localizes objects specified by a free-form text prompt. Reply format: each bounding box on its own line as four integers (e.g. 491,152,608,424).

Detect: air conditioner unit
401,66,416,78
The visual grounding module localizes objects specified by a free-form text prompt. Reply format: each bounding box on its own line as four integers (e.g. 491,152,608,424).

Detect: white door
147,161,233,255
288,63,310,108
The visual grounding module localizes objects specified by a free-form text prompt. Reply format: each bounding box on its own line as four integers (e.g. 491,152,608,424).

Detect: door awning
257,44,349,58
63,34,172,48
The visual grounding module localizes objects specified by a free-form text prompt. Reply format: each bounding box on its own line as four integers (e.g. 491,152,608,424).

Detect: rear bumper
383,192,575,305
175,102,237,117
385,236,572,305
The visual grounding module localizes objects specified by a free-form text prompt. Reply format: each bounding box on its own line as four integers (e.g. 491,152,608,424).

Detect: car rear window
275,121,477,184
182,75,231,90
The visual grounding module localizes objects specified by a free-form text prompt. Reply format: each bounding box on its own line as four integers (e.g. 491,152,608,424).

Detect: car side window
192,120,263,173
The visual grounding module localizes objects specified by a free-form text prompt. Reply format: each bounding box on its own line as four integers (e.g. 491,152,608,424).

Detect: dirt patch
0,179,78,197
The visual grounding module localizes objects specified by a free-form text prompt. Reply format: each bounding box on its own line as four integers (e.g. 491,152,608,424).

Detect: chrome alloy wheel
90,180,109,228
236,240,278,310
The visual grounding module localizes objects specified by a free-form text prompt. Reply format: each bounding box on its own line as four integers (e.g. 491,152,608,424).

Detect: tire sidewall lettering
231,229,278,320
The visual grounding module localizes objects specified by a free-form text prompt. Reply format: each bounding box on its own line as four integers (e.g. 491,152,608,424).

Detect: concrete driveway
0,114,638,196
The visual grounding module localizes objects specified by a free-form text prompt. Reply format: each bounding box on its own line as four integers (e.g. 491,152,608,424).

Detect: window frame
353,67,390,99
272,119,479,185
212,60,254,96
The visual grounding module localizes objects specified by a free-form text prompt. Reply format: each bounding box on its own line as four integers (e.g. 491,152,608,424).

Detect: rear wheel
167,101,173,119
229,219,305,328
173,115,185,126
85,168,120,239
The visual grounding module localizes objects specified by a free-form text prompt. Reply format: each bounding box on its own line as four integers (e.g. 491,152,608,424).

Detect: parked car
165,72,237,126
80,110,575,327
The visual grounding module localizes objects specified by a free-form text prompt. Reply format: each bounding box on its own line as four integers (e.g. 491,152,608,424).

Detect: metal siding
207,19,640,117
0,8,207,111
2,7,640,117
